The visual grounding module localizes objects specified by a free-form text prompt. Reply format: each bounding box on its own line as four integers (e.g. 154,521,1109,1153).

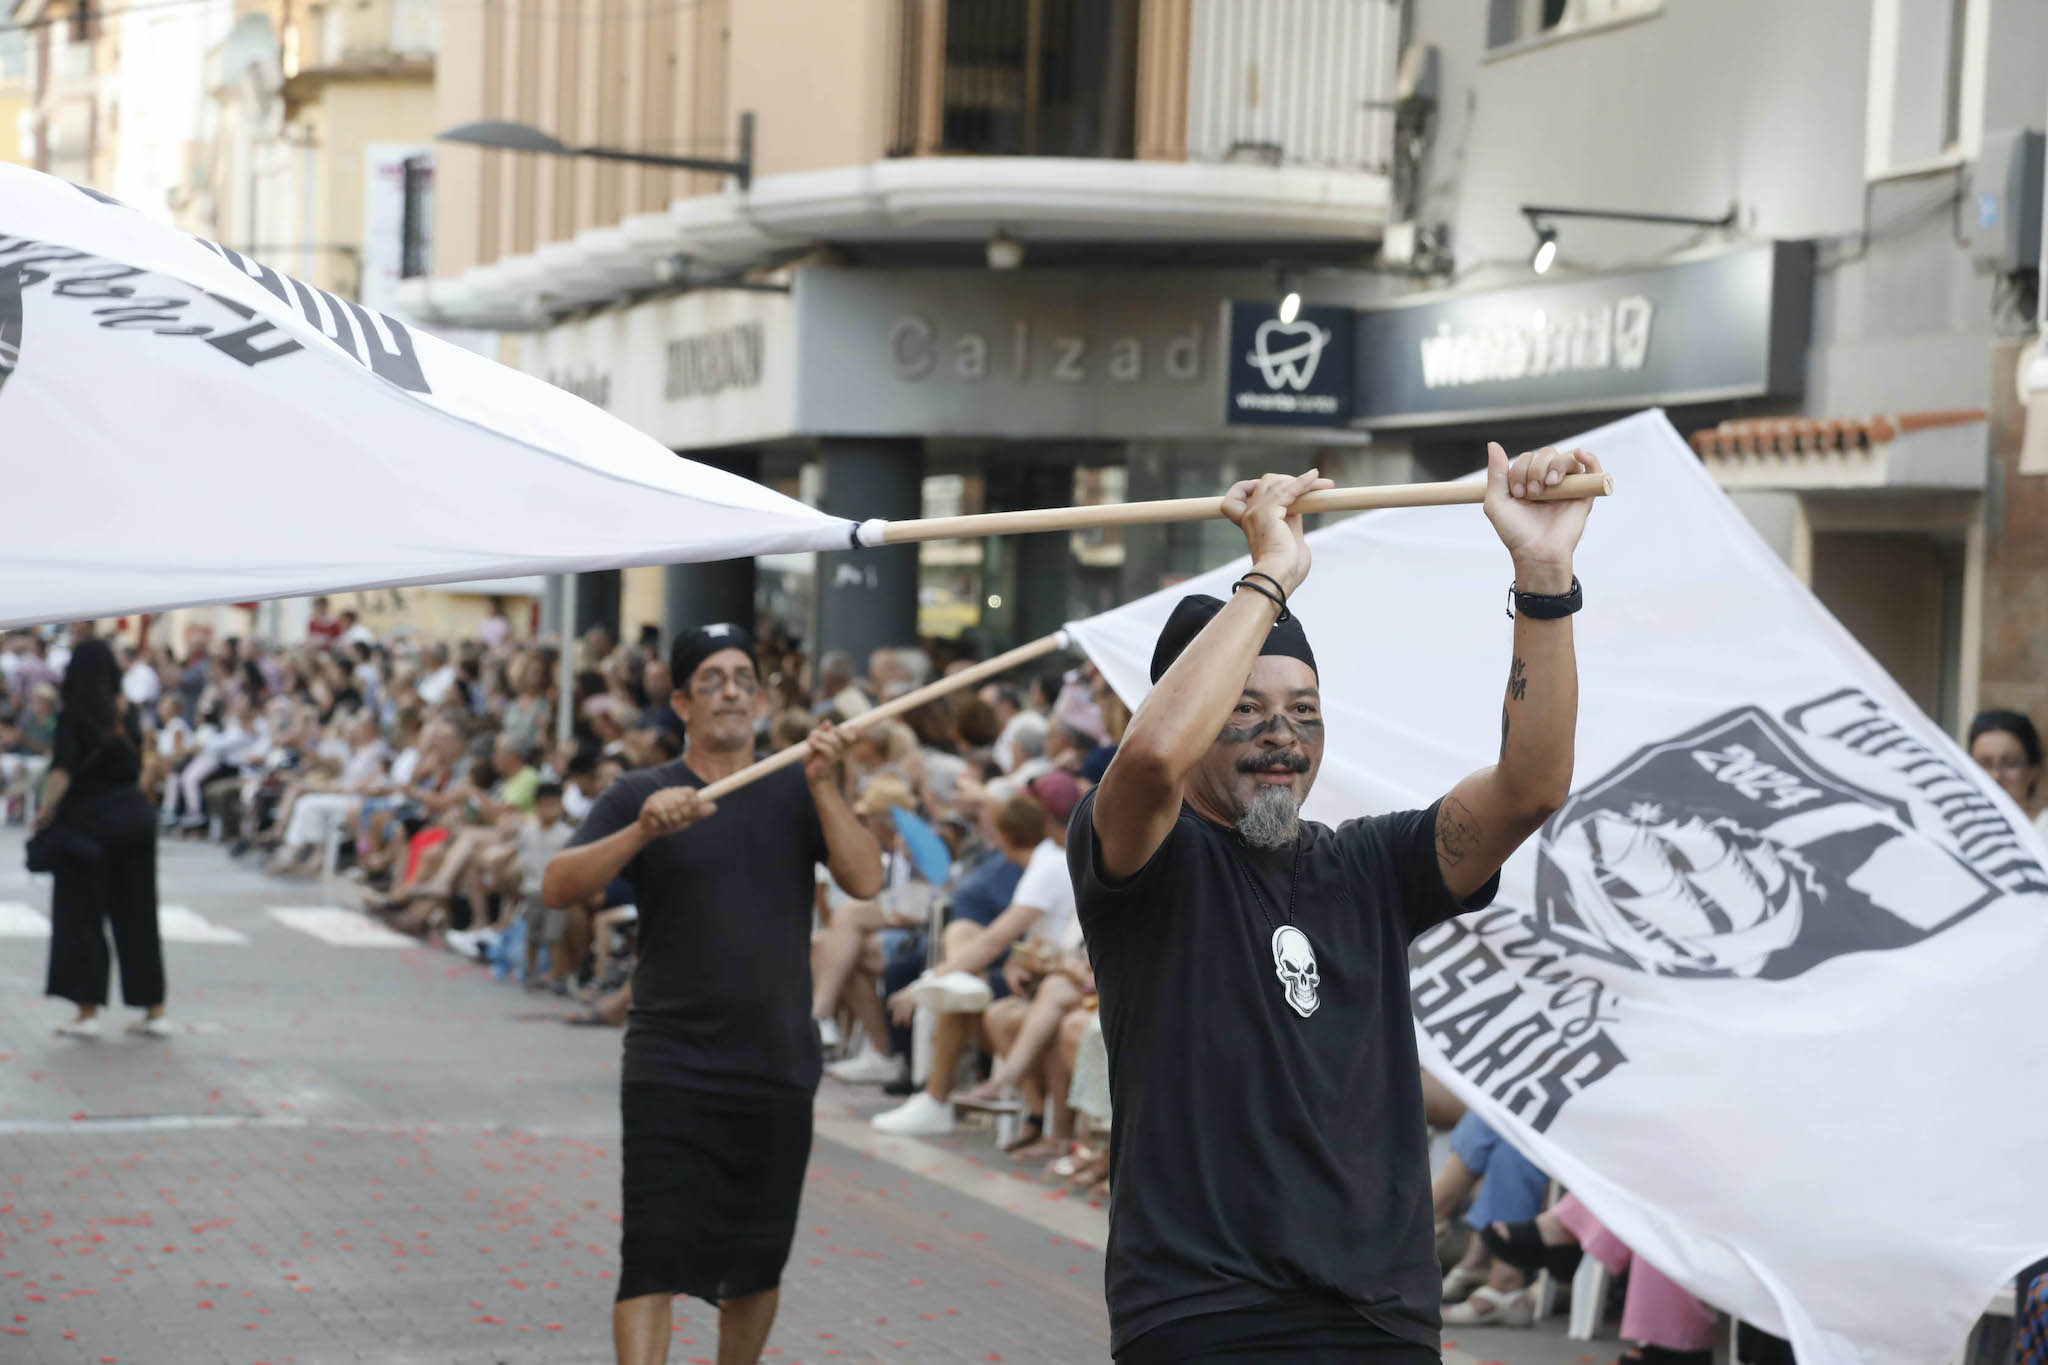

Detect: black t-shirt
1069,788,1497,1354
53,708,144,804
568,760,827,1095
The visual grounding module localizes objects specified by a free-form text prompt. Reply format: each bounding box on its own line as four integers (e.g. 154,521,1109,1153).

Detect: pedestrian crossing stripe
0,901,46,937
265,907,416,948
158,905,248,945
0,902,249,943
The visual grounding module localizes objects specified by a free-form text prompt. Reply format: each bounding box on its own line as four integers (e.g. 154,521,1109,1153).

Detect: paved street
0,830,1585,1365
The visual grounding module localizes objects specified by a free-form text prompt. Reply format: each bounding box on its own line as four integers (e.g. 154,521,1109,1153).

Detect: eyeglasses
1977,755,2035,775
690,670,760,697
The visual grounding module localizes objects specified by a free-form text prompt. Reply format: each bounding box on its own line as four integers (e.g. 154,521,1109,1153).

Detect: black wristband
1507,575,1583,620
1233,578,1291,622
1240,570,1290,602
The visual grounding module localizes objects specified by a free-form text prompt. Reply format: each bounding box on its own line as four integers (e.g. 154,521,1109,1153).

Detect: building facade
404,0,2047,729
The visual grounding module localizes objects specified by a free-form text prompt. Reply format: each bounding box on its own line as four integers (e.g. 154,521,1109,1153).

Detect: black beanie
670,623,755,690
1148,593,1317,684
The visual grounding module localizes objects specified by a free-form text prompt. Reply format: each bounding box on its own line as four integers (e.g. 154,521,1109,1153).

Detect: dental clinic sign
1225,301,1355,428
1352,241,1814,427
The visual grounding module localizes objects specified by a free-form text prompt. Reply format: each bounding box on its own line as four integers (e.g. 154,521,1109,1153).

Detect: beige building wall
306,77,436,298
0,88,27,164
727,0,894,175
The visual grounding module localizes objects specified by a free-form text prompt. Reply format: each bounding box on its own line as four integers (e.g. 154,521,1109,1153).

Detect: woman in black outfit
37,639,167,1040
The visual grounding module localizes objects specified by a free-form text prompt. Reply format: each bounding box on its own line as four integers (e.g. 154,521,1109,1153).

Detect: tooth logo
1247,318,1331,392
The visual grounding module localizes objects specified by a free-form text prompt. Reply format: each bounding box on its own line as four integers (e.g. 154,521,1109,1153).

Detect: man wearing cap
870,770,1085,1136
542,623,884,1365
1073,447,1599,1363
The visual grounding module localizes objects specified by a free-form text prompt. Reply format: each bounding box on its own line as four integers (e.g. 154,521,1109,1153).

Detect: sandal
1442,1264,1488,1305
1481,1219,1583,1278
1441,1284,1534,1327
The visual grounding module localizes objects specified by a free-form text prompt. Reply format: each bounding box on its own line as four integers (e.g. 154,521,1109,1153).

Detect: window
1865,0,1985,179
1486,0,1661,53
399,155,432,279
934,0,1137,158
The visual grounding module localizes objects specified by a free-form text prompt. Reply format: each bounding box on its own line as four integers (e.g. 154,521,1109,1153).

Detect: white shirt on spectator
155,716,191,757
993,711,1048,775
388,746,422,788
343,624,378,648
417,664,459,705
563,782,594,822
1013,838,1080,950
517,816,574,898
122,660,161,707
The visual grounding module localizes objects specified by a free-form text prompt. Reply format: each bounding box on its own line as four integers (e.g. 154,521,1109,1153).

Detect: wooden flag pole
864,471,1612,547
697,630,1071,803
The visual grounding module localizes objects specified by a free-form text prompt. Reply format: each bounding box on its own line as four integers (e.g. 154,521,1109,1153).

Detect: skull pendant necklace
1231,839,1319,1019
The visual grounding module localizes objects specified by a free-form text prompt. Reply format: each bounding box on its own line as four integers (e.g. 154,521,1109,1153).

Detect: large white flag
1067,409,2048,1365
0,164,847,628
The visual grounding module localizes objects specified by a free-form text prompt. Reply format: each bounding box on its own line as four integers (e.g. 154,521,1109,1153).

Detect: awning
398,156,1390,331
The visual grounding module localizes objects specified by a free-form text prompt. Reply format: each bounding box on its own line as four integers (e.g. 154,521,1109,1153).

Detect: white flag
0,164,848,628
1067,409,2048,1365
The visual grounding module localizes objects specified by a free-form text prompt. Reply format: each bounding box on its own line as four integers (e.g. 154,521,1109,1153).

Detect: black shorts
1118,1295,1440,1365
616,1082,813,1305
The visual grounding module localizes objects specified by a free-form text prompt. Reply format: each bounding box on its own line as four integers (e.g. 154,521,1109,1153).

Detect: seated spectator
265,710,390,874
871,772,1082,1137
811,776,934,1080
1484,1196,1715,1363
1437,1113,1554,1324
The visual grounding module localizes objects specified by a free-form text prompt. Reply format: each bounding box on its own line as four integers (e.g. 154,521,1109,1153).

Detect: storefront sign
1352,242,1813,426
796,269,1243,440
665,321,765,399
1225,301,1355,426
519,290,796,449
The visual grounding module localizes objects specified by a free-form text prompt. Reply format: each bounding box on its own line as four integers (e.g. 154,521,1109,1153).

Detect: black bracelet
1240,570,1290,602
1233,578,1291,622
1506,576,1583,620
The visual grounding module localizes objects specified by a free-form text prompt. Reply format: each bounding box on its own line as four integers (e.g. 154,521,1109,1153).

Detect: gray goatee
1236,785,1302,850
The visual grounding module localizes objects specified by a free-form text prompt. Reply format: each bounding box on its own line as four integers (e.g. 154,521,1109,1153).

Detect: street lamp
439,111,755,189
1520,202,1738,274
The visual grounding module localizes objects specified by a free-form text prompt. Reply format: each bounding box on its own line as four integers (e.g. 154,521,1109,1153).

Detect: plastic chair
1567,1257,1611,1340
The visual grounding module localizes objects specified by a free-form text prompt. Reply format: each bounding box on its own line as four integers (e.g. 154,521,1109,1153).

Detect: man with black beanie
543,622,884,1365
1070,444,1601,1362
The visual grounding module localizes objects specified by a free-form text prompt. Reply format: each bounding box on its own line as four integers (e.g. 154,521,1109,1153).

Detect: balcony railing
890,0,1138,159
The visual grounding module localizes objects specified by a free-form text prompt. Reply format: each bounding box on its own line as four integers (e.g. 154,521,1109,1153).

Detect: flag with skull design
1068,409,2048,1365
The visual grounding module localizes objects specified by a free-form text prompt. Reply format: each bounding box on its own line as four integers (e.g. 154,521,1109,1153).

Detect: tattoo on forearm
1499,703,1509,761
1437,795,1482,868
1507,656,1528,702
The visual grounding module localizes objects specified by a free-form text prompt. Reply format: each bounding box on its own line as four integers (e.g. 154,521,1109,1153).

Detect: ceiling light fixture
985,233,1024,271
1520,201,1739,276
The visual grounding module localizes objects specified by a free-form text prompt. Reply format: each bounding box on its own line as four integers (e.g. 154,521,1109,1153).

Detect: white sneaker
125,1016,173,1039
827,1049,904,1085
444,929,478,957
55,1015,102,1040
870,1091,954,1137
907,970,992,1015
816,1017,842,1052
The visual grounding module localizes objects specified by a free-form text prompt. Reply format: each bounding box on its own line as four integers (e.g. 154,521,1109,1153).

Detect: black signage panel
1350,241,1813,427
1225,301,1355,427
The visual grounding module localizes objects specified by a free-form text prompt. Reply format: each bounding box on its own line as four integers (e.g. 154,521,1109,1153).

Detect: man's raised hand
1483,442,1601,594
804,720,855,788
637,786,715,839
1218,469,1335,596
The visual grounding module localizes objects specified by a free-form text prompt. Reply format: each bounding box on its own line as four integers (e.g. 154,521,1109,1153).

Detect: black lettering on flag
201,290,305,369
1423,988,1519,1061
1501,1032,1628,1134
342,298,429,393
1462,1013,1557,1087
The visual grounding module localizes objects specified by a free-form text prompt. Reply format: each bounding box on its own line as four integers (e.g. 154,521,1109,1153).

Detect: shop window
934,0,1137,158
1865,0,1984,179
1485,0,1661,54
